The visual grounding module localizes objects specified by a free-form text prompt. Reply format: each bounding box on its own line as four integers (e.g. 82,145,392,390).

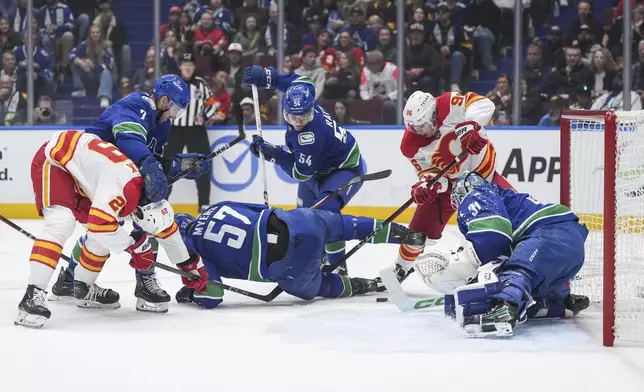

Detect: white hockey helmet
415,243,480,295
403,91,438,137
131,200,175,235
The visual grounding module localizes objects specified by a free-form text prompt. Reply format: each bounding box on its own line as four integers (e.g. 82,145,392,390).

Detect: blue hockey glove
242,65,276,89
139,154,169,203
168,153,210,181
250,135,282,163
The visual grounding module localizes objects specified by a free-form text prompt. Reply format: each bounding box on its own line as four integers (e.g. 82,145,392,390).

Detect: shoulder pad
400,131,434,159
141,94,157,111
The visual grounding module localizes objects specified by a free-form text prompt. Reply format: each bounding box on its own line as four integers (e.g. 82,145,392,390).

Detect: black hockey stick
320,150,469,274
0,215,279,302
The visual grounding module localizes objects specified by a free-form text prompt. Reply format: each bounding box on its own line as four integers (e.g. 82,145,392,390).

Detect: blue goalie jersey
456,183,579,265
275,74,362,181
85,92,171,164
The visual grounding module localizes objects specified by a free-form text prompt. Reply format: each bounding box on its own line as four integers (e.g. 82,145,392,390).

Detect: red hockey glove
126,231,155,270
178,253,209,292
456,121,487,155
410,175,448,205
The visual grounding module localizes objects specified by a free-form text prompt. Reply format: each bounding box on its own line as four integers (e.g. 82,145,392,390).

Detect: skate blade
136,298,169,313
49,293,75,302
76,299,121,309
463,322,514,338
14,311,48,328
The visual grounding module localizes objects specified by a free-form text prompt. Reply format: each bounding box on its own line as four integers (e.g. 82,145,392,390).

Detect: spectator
487,73,512,125
1,50,16,85
405,23,441,96
160,6,182,39
65,0,93,41
179,11,192,35
333,100,367,125
239,96,256,125
0,74,25,125
377,27,395,63
161,29,184,76
12,0,33,34
607,5,644,62
14,32,54,98
567,0,603,45
301,14,324,49
194,10,227,59
464,0,501,71
283,54,296,73
538,95,567,126
232,13,263,56
367,14,384,35
224,42,243,96
589,47,617,101
336,6,377,52
94,1,131,85
34,95,65,124
295,46,326,99
546,45,593,98
520,77,543,125
263,2,299,56
632,40,644,101
493,0,528,47
359,50,399,124
540,25,565,70
326,0,347,37
69,25,113,108
0,0,16,21
523,44,547,91
208,70,231,124
315,30,337,72
433,3,469,93
130,47,155,94
445,0,467,27
194,0,234,34
410,7,433,42
0,16,20,54
335,29,365,67
324,50,360,99
576,24,600,60
367,0,396,32
572,89,593,110
591,71,643,111
38,0,75,77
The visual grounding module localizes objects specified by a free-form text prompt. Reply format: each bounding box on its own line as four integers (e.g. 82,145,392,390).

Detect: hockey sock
341,216,398,243
135,238,159,276
28,239,63,290
68,234,88,275
316,273,352,298
75,243,109,284
324,241,346,267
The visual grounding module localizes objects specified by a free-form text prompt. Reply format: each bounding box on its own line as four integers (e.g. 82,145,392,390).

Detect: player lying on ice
49,74,211,310
242,65,365,275
172,201,409,308
412,171,590,337
16,131,209,328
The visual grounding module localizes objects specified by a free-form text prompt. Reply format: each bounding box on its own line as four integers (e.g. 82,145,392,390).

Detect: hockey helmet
450,171,486,210
131,199,175,236
403,91,437,137
282,78,316,130
153,74,190,120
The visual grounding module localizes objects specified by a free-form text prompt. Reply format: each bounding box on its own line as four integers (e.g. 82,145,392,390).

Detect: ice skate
50,267,75,301
15,285,51,328
74,281,120,309
135,273,170,313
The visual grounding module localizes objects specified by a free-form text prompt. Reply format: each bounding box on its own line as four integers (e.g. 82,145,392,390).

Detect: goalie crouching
415,171,590,337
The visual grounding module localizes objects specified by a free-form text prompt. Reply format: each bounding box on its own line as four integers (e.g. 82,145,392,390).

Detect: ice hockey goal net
561,110,644,347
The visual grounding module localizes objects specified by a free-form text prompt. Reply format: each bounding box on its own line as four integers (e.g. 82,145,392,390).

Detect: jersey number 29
204,206,251,249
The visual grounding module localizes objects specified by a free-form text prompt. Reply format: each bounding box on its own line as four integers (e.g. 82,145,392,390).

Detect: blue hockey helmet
451,171,486,209
153,74,190,120
282,80,316,130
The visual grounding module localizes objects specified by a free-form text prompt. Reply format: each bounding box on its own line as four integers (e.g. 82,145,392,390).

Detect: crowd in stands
2,0,644,126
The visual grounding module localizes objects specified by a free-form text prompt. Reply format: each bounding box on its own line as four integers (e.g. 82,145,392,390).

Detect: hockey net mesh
567,111,644,342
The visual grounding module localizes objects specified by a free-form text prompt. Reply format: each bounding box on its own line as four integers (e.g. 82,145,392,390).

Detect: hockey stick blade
311,169,392,209
378,268,445,312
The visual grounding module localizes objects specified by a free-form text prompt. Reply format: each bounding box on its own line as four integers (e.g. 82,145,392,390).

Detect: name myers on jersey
501,148,559,183
192,207,216,236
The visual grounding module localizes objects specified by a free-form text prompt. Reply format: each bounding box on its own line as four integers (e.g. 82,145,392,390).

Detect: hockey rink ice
1,221,644,392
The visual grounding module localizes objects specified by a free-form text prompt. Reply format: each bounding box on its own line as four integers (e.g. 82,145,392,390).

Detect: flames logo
429,131,464,177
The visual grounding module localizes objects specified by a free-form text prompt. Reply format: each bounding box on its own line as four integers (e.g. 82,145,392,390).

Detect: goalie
415,171,590,337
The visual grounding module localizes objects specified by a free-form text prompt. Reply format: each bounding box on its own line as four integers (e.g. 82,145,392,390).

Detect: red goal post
561,110,644,347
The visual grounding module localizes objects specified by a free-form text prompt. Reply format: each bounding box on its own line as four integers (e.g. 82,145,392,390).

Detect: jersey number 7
204,206,252,249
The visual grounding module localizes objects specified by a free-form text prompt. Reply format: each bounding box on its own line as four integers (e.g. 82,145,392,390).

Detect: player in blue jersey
50,74,211,312
417,172,590,337
242,65,365,275
173,202,408,308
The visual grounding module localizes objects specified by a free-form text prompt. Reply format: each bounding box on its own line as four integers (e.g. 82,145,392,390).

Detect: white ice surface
1,221,644,392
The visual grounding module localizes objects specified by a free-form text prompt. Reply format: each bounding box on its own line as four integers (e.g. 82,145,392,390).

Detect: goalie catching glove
455,121,488,155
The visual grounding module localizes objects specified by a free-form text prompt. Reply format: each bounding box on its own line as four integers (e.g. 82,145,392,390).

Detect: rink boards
0,125,562,220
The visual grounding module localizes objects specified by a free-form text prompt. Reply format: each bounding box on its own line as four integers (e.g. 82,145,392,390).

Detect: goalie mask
450,171,486,210
403,91,438,137
131,200,175,235
415,244,480,295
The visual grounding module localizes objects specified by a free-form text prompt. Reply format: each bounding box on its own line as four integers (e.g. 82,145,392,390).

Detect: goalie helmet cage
561,110,644,347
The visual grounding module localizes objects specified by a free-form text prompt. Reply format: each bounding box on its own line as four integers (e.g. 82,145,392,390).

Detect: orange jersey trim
88,207,119,233
29,239,63,269
154,222,179,240
473,144,497,179
464,92,485,109
51,131,83,168
79,246,109,272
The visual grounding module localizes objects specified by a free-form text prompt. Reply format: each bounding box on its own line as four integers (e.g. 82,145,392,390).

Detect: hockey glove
250,135,283,163
167,153,210,181
139,154,169,203
455,121,488,155
410,175,448,205
242,65,276,89
178,253,209,292
126,231,155,271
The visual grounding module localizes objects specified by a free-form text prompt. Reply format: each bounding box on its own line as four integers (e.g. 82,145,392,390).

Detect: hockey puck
376,297,389,303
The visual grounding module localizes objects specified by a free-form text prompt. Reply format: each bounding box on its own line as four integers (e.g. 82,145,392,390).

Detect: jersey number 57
203,206,251,249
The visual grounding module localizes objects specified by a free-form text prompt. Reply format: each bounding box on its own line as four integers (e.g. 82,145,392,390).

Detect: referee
165,52,216,212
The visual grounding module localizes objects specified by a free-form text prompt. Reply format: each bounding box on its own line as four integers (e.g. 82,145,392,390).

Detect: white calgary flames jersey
401,91,497,181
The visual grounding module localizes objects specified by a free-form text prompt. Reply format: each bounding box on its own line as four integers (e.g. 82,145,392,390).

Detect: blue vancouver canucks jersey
184,202,272,283
457,183,579,264
85,92,171,164
275,74,362,181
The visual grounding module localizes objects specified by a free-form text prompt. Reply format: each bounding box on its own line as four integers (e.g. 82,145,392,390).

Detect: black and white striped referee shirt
171,76,217,127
